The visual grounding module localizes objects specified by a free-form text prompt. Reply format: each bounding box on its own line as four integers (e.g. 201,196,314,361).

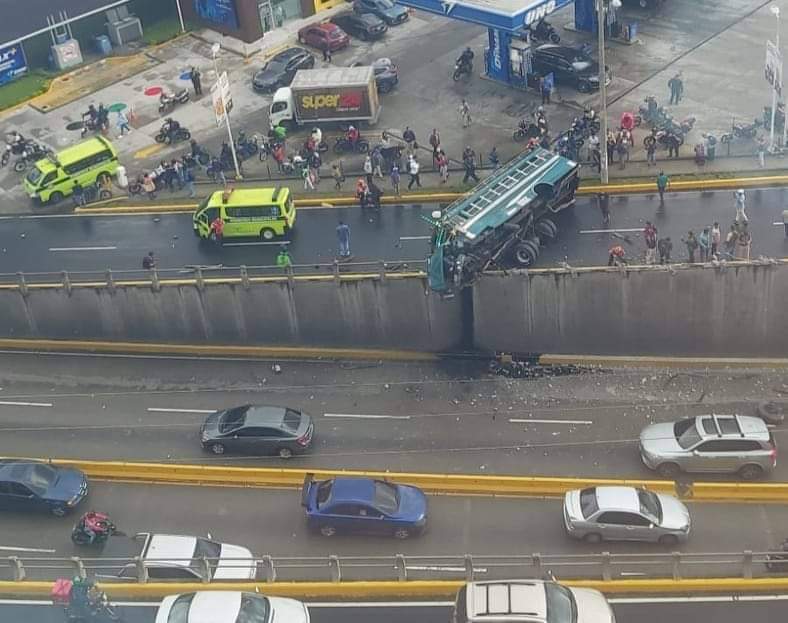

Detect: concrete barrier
0,275,463,352
473,263,788,357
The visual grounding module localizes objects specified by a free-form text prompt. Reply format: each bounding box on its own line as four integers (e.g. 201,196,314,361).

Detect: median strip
9,456,788,502
3,578,788,600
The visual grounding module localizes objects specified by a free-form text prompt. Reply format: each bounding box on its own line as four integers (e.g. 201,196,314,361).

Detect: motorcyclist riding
83,104,98,123
457,47,474,72
162,117,180,143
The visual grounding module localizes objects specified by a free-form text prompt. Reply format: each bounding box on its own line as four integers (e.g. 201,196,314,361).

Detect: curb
11,455,788,503
4,578,788,600
540,354,788,369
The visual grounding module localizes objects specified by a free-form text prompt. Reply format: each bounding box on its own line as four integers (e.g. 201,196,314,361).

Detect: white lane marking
579,228,642,234
147,407,215,414
399,235,431,241
405,566,488,573
619,572,647,576
323,413,412,420
0,400,52,407
222,241,291,247
0,545,57,553
773,221,785,226
49,246,117,252
509,418,593,425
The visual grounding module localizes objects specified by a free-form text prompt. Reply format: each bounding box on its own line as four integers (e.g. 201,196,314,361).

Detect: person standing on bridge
643,221,658,264
336,221,351,258
276,245,292,268
657,236,673,264
683,230,699,263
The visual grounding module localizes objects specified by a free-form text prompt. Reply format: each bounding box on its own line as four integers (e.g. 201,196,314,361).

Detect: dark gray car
200,405,314,458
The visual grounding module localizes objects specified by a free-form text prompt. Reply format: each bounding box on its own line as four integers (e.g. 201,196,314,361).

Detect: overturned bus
426,148,580,294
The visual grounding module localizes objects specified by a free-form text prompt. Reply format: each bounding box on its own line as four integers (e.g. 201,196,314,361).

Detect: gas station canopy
399,0,573,33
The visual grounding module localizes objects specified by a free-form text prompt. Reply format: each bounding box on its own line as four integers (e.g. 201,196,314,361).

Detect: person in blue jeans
336,221,351,258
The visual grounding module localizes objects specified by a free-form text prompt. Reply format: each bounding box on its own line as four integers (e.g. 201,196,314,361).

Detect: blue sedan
0,460,88,516
301,476,427,539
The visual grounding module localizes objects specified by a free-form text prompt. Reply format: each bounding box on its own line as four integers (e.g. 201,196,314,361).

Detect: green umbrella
107,103,127,113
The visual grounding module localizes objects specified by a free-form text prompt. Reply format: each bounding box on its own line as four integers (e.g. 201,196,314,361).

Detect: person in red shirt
210,216,225,243
608,245,626,266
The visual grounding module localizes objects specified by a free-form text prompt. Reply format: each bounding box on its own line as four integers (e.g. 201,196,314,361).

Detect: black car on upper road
0,460,88,516
200,404,314,458
331,11,388,40
531,44,611,93
252,47,315,93
353,0,409,25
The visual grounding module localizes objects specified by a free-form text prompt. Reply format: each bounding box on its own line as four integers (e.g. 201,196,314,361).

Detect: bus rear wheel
260,228,276,241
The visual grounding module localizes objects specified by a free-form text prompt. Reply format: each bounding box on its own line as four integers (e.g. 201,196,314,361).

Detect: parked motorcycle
80,116,103,139
158,89,190,114
13,141,50,172
720,118,762,144
154,124,191,145
188,140,211,166
71,511,122,546
528,19,560,43
638,95,670,127
1,132,28,167
333,135,370,154
235,131,259,160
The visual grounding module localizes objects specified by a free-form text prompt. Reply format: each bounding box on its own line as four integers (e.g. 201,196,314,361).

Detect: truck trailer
269,66,381,128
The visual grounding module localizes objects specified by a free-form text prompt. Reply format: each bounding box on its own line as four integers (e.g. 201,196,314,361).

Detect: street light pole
597,0,609,184
211,43,242,180
768,6,781,152
174,0,185,33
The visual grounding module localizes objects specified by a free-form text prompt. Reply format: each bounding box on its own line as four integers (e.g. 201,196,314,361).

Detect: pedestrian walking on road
72,181,86,207
683,230,699,263
390,164,401,195
710,221,721,258
606,131,616,164
757,136,766,168
643,221,658,264
667,132,681,158
459,99,471,127
276,245,292,268
644,134,657,166
190,67,202,96
142,251,156,270
429,129,441,165
437,150,449,183
657,236,673,264
184,166,196,198
309,151,322,184
402,126,417,152
540,76,551,105
372,149,384,178
734,188,748,224
698,226,711,262
336,221,351,258
302,166,314,190
668,72,683,105
363,154,373,176
656,170,669,204
407,155,421,189
332,163,343,191
598,193,610,226
463,149,479,184
116,109,131,137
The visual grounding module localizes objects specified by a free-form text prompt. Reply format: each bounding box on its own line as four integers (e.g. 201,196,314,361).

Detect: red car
297,22,350,52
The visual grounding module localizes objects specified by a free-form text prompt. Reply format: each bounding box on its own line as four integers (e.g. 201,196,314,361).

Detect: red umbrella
144,86,163,97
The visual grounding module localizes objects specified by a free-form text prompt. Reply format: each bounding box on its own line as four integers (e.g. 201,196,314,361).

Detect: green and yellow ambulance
193,186,296,241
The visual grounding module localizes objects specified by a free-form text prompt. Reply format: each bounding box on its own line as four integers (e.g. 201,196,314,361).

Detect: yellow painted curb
4,578,788,599
133,144,166,160
0,339,438,362
540,354,788,369
14,455,788,503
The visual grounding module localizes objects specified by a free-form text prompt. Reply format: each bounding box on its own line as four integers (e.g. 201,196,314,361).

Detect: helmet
736,188,745,196
537,106,544,113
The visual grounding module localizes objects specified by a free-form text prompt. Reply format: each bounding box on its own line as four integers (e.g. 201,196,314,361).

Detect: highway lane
6,599,788,623
1,188,787,278
0,351,787,478
2,482,788,582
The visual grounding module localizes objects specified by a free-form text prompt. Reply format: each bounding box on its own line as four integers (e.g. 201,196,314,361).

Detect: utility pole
597,0,610,183
769,6,781,152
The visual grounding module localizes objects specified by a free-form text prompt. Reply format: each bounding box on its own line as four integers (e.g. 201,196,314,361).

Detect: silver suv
639,414,777,480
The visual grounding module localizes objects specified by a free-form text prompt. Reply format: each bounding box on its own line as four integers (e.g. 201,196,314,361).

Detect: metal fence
0,260,426,291
2,551,786,584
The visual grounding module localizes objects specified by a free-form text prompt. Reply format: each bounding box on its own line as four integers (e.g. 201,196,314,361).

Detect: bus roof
206,187,290,206
36,136,116,172
441,148,578,241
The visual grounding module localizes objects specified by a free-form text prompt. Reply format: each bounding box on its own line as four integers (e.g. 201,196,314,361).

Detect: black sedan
252,47,315,93
0,460,88,516
531,44,611,93
200,404,314,458
331,11,387,40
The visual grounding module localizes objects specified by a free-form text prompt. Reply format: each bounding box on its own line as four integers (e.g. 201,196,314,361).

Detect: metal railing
0,260,426,291
1,551,785,584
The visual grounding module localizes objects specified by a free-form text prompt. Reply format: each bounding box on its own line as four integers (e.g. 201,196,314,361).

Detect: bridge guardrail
1,551,784,584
